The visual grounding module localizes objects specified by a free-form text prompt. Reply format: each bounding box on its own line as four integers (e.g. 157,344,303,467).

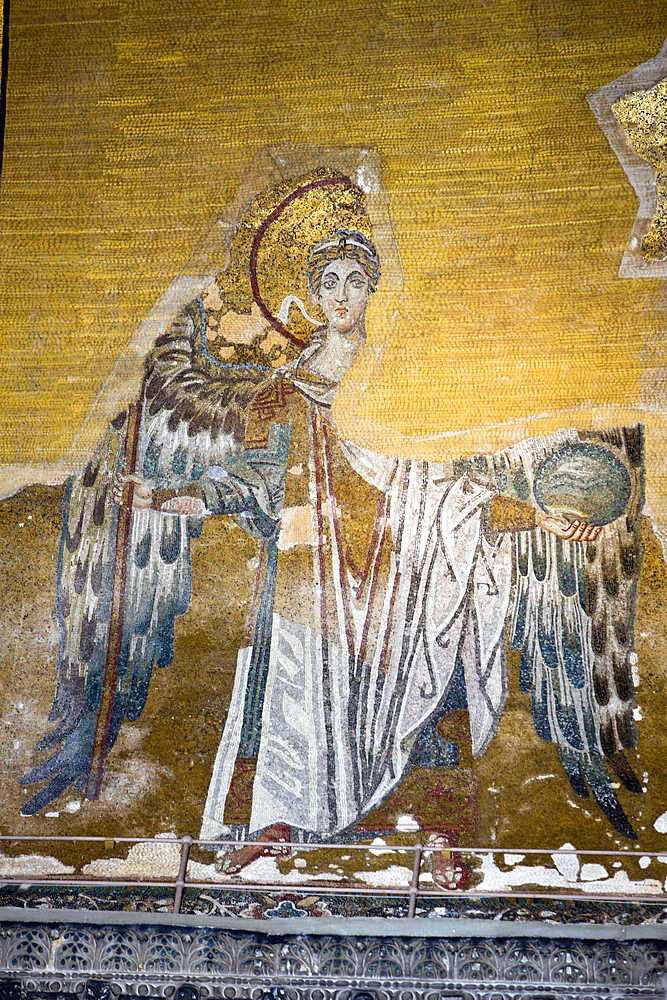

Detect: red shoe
432,853,472,891
216,823,292,875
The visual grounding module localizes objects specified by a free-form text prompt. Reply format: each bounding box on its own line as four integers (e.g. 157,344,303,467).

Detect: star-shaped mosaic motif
614,78,667,260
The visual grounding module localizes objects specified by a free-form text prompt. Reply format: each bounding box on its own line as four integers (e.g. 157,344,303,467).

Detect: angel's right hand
537,510,602,542
112,472,153,509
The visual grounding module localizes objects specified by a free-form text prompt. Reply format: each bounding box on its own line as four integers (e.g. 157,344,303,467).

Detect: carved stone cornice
0,922,664,999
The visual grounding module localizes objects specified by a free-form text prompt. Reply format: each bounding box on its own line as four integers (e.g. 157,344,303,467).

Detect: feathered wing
503,427,643,839
22,301,268,814
20,415,127,813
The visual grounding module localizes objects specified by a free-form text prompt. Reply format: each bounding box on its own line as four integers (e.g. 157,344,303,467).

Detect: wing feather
580,427,643,788
22,298,269,813
501,428,643,837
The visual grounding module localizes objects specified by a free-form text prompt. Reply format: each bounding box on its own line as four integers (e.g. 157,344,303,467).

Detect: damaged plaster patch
83,834,184,878
580,863,609,881
209,856,344,884
98,758,172,812
82,837,415,887
475,853,663,895
552,843,579,881
368,838,390,855
395,814,420,832
353,864,413,888
82,833,233,883
0,853,75,877
654,809,667,833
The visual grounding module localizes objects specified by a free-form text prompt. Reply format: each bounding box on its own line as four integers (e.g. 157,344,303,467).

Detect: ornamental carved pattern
0,923,664,999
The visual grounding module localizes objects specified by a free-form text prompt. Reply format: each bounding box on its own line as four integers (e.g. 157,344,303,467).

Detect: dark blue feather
191,449,206,480
511,464,530,502
582,701,599,751
555,537,577,597
173,567,192,617
492,456,508,493
519,647,533,694
132,577,159,636
557,747,589,799
160,517,182,563
187,516,203,538
537,623,558,671
143,435,163,479
126,651,154,720
560,618,585,688
532,674,551,740
123,634,155,715
581,752,637,839
172,445,188,476
21,750,85,786
21,757,91,815
35,706,86,751
21,711,99,792
85,668,103,710
79,639,107,708
577,563,587,612
155,619,176,671
135,529,151,569
531,533,547,581
106,688,132,750
555,698,584,750
511,585,528,650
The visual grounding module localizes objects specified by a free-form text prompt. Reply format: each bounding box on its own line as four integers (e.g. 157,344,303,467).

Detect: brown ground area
1,484,667,880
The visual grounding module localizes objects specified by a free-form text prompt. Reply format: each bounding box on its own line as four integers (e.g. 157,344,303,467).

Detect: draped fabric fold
200,422,513,840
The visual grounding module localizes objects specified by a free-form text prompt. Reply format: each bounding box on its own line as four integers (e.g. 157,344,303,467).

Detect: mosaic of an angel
21,168,644,869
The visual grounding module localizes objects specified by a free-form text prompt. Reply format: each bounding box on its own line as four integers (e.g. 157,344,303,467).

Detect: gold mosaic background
1,0,666,470
3,2,667,873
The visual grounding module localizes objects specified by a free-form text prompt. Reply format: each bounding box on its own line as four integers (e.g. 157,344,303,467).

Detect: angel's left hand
112,472,153,509
537,511,602,541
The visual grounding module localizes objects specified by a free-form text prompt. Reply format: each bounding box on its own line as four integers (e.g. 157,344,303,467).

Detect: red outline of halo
248,174,352,347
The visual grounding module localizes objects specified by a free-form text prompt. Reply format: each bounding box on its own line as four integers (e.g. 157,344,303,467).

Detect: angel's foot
431,855,472,891
215,823,292,875
424,833,473,892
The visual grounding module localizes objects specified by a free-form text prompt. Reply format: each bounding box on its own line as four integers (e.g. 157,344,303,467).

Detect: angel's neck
306,324,365,383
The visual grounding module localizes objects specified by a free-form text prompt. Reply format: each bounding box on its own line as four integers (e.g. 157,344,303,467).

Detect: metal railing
0,834,665,917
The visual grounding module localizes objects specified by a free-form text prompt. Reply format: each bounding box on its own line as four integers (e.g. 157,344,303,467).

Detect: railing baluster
173,835,192,915
407,843,423,918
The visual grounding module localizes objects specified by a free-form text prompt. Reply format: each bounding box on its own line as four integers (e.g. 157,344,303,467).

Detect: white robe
200,442,513,840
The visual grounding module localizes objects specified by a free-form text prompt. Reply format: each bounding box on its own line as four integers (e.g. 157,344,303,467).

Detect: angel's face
317,258,371,336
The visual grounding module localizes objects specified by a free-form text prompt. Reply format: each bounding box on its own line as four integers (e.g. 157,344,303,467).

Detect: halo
248,174,355,347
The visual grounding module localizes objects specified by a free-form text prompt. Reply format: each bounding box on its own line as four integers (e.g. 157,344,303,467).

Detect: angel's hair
307,229,380,295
